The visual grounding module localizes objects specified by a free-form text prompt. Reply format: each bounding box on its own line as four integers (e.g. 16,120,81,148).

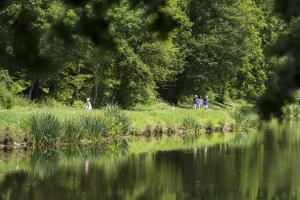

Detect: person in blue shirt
204,95,209,109
193,95,200,109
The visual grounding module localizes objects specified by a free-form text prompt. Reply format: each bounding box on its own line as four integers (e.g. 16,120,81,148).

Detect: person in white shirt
85,98,92,111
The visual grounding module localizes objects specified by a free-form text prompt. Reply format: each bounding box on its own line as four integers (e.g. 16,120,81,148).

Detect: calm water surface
1,122,300,200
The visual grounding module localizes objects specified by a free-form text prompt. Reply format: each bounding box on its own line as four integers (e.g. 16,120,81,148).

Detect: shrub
282,104,300,117
62,117,84,142
27,113,62,144
0,83,14,109
103,104,131,135
14,96,33,107
293,105,300,116
182,116,200,132
81,115,107,137
72,100,85,108
229,107,253,129
2,93,14,109
0,70,13,89
38,97,66,108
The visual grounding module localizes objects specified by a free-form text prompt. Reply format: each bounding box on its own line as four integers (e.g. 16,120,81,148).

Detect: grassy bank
0,102,255,146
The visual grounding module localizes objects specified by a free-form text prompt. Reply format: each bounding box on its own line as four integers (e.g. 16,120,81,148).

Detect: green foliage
103,104,131,135
0,70,15,109
282,104,300,117
230,106,255,130
0,0,293,110
38,97,66,108
72,100,85,108
182,116,200,132
0,69,13,89
62,117,84,142
173,0,268,103
0,84,14,109
81,115,107,137
257,0,300,119
27,113,62,144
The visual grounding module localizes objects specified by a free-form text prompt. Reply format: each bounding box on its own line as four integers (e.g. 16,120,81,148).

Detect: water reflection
0,122,300,200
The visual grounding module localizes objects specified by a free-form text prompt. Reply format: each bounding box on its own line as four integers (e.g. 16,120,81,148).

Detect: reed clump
103,104,131,135
182,116,201,133
282,104,300,118
27,112,61,144
62,117,84,142
229,106,256,130
81,115,107,138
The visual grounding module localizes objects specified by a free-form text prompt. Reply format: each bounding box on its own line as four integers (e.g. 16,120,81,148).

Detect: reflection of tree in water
0,172,29,199
1,125,300,199
29,148,60,178
177,123,300,200
0,150,185,200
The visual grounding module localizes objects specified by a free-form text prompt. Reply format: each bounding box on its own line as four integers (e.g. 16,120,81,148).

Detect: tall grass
62,117,84,142
2,102,241,144
81,115,107,138
229,106,256,130
182,116,201,133
0,83,14,109
27,113,61,144
104,104,131,135
282,104,300,118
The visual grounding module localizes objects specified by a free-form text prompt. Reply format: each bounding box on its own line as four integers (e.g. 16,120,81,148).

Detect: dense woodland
0,0,298,111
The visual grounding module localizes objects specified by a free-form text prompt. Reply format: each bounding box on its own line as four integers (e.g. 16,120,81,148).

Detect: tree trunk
28,82,34,100
94,78,98,106
28,80,41,100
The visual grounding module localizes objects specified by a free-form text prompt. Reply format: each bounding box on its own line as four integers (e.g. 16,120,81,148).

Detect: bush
14,96,34,107
103,104,131,135
62,117,84,142
0,70,13,89
81,115,107,137
1,93,14,109
72,100,85,108
38,97,66,108
182,116,200,132
27,113,62,144
230,106,253,129
0,83,14,109
282,104,300,117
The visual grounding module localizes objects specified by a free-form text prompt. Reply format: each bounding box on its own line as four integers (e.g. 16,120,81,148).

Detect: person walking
85,98,92,111
193,95,200,109
204,95,209,109
199,96,204,108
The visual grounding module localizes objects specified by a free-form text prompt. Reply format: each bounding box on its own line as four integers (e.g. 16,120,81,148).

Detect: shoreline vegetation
0,132,247,181
0,101,258,149
1,100,299,150
1,121,297,183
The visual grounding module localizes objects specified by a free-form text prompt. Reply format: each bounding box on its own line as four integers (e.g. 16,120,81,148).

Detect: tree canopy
0,0,295,110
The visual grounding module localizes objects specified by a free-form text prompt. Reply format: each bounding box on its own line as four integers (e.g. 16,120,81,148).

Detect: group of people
84,95,208,111
193,95,209,109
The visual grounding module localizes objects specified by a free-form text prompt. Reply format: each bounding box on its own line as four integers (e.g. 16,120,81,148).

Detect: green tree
171,0,267,103
258,0,300,119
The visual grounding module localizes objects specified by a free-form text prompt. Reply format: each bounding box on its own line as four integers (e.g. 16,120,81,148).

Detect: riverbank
0,102,254,147
0,132,239,183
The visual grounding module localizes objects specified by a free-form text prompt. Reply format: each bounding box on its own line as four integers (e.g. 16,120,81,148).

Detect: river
0,121,299,200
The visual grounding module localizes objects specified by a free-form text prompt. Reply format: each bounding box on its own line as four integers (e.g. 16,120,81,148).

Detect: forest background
0,0,299,115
